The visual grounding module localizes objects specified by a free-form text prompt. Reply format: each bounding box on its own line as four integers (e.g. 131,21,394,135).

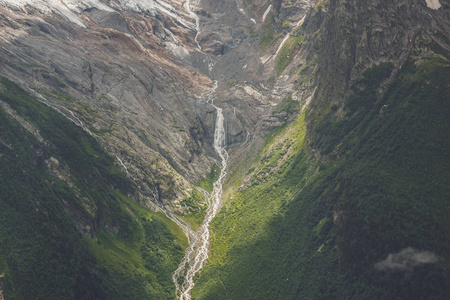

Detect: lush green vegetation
314,0,329,12
179,190,207,229
193,57,450,299
194,164,220,193
276,35,304,76
273,94,300,116
0,78,185,299
192,113,342,299
260,12,277,51
312,59,450,296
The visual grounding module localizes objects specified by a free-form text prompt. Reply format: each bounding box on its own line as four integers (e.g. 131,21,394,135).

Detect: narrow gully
172,82,228,299
172,2,229,298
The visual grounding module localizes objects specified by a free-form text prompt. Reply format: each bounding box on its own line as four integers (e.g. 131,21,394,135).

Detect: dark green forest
0,78,185,299
193,57,450,299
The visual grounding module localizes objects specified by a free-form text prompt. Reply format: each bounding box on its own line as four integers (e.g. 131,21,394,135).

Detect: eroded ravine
173,83,228,299
166,1,229,298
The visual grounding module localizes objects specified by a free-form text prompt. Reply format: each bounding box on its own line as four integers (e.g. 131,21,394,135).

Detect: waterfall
173,101,228,300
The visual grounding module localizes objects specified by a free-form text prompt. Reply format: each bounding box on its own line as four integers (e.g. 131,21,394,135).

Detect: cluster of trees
0,78,183,299
193,58,450,299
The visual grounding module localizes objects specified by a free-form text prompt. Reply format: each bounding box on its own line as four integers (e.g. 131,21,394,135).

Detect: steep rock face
0,0,309,209
311,0,450,117
0,1,217,209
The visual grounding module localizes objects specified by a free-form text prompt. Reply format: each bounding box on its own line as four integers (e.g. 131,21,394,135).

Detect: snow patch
237,3,256,24
275,34,290,56
260,15,306,65
425,0,441,10
46,0,86,28
1,0,195,30
262,4,272,22
114,0,195,30
0,0,114,28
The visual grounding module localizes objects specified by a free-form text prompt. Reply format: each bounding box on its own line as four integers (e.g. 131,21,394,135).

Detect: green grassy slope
193,57,450,299
0,78,185,299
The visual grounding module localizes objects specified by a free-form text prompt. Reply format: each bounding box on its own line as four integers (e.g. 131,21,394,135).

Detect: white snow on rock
0,0,113,27
425,0,441,10
0,0,195,29
112,0,194,29
262,4,272,22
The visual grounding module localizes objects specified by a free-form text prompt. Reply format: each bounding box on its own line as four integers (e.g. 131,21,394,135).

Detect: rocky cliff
0,0,304,211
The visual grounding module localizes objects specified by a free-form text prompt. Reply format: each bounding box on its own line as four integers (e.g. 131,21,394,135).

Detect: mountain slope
193,1,450,299
0,0,217,213
0,77,186,299
0,0,449,299
195,57,450,299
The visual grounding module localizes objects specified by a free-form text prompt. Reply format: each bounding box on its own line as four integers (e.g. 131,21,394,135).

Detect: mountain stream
163,2,228,298
172,80,228,299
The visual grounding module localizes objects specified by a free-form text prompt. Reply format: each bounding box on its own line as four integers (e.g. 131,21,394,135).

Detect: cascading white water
184,0,202,51
172,86,228,300
169,2,228,299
